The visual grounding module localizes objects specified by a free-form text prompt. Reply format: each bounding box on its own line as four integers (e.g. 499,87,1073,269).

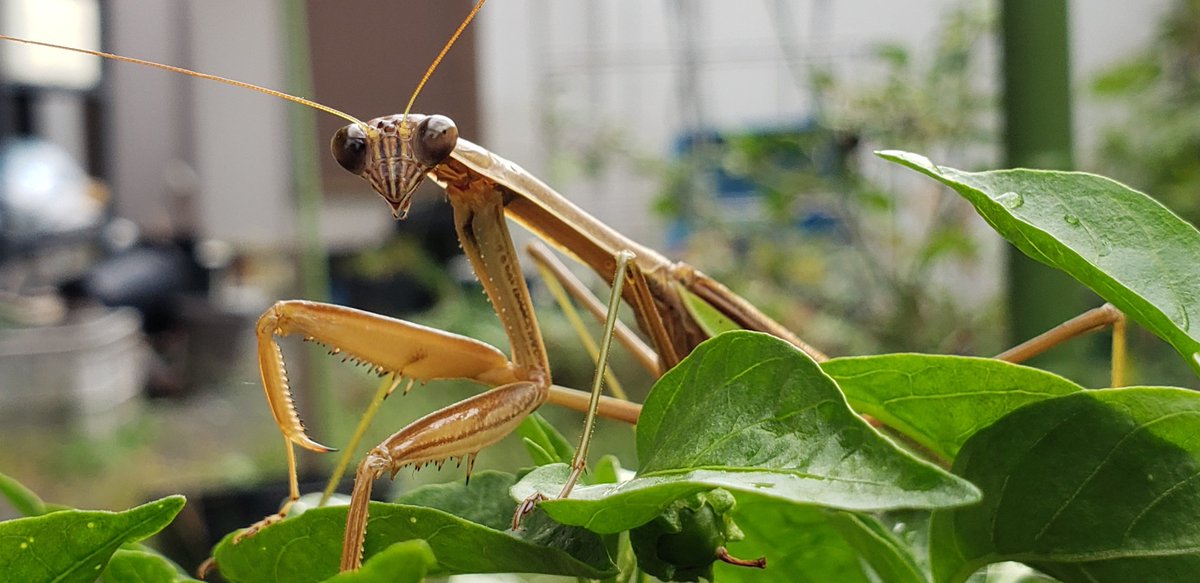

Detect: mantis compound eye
331,124,368,175
414,114,458,167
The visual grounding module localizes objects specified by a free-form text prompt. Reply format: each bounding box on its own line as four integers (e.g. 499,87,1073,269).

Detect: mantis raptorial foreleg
335,176,640,569
240,299,521,541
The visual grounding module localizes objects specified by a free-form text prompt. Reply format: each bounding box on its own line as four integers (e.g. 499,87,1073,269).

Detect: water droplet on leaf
1064,214,1080,226
996,191,1024,209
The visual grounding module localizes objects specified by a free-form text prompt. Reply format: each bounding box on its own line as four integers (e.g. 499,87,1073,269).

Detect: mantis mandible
0,0,1131,574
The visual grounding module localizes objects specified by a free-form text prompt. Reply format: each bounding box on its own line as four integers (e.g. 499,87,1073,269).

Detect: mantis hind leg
994,303,1127,386
558,250,636,498
513,250,637,529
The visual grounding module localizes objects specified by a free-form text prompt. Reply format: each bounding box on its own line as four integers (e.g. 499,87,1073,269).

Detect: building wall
474,0,1171,251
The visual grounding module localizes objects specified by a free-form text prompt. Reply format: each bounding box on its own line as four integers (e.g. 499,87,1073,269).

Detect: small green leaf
101,549,200,583
517,413,575,465
516,332,980,534
881,151,1200,376
930,387,1200,582
0,496,185,583
678,283,742,337
592,454,624,485
321,540,435,583
825,354,1084,460
212,502,615,582
0,472,46,517
520,438,557,466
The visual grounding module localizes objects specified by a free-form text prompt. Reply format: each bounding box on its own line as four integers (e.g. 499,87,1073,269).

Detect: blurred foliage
1092,0,1200,225
1085,0,1200,387
656,6,1000,357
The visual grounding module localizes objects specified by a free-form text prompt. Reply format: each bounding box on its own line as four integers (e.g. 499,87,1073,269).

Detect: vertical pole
1001,0,1093,368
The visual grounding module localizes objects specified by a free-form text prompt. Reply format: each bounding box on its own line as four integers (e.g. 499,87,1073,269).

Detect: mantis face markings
331,113,459,219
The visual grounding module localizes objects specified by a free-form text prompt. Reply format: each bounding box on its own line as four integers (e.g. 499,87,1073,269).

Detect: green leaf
880,151,1200,376
824,354,1084,460
0,496,185,583
930,387,1200,582
678,283,742,337
212,503,615,582
721,507,938,583
0,472,46,517
592,454,624,485
520,438,556,466
715,501,872,583
517,412,575,465
393,470,516,531
516,332,980,534
101,549,200,583
1091,58,1160,96
829,511,928,583
321,540,435,583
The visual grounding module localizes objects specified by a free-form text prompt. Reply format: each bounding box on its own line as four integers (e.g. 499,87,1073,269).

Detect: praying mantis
0,0,1131,576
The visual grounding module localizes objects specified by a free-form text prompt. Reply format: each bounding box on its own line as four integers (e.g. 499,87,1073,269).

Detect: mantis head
331,113,459,219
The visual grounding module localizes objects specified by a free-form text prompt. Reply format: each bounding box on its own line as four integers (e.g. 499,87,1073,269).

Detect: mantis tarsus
0,0,1131,575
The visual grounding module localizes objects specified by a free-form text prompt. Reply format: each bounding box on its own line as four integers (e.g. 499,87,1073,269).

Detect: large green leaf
712,504,931,582
829,511,928,583
930,387,1200,582
825,354,1084,461
212,502,615,582
715,501,873,583
0,496,185,583
880,151,1200,375
392,470,517,531
516,332,979,534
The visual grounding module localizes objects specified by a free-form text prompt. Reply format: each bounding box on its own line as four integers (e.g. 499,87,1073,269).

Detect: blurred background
0,0,1194,573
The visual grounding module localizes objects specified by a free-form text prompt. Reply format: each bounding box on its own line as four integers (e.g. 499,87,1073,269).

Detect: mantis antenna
402,0,488,120
0,34,369,130
0,0,486,131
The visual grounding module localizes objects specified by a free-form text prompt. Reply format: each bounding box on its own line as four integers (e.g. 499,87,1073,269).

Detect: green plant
1092,0,1200,225
657,7,1000,359
6,151,1200,582
0,473,191,582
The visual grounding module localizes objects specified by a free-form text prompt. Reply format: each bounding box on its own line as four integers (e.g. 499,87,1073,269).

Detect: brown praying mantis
0,0,1132,575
